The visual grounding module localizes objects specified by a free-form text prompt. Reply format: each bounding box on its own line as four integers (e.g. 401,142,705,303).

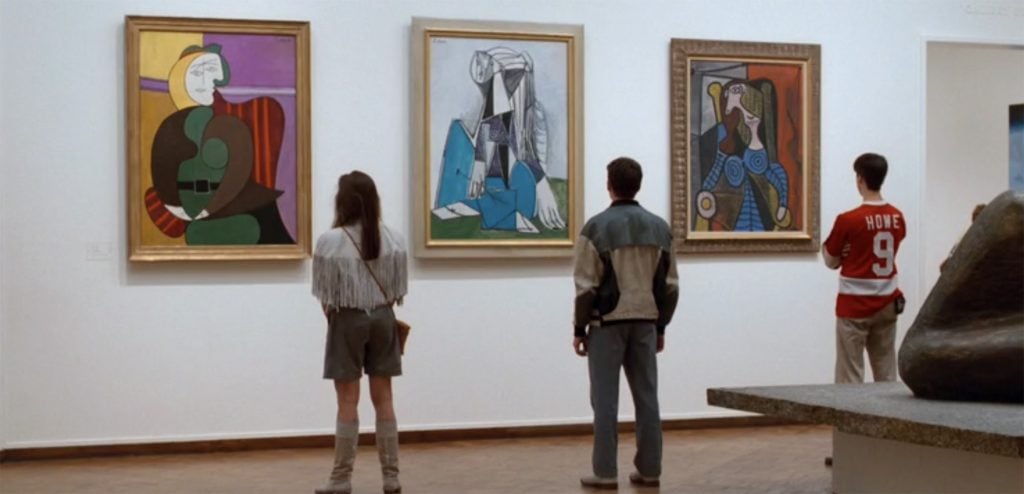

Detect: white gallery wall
1,0,6,448
1,0,1022,449
924,42,1024,294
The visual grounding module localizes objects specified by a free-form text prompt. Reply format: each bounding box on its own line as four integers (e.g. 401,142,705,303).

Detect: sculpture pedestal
833,430,1022,493
708,382,1024,494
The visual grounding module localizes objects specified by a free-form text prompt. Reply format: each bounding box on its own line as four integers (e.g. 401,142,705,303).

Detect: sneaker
628,472,660,486
580,475,619,489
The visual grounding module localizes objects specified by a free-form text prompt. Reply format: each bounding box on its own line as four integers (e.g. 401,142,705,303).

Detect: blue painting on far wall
1011,104,1024,192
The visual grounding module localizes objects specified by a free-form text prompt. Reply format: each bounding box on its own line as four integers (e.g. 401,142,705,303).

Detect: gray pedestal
708,382,1024,494
833,430,1022,493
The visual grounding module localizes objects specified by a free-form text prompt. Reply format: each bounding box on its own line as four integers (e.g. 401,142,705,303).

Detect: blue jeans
587,322,662,478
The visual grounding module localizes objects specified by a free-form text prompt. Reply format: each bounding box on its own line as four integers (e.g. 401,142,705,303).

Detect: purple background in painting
271,95,298,242
204,33,296,88
205,33,298,240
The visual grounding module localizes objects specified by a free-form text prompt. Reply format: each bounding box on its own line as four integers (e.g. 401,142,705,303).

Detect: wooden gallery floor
0,425,832,493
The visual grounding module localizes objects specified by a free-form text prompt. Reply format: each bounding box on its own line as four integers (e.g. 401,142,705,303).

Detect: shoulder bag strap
341,227,391,302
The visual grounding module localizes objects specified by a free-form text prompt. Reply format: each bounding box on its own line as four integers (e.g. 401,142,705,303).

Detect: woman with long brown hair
312,171,408,494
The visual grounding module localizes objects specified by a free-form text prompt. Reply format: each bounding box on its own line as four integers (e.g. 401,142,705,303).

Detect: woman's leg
336,378,361,421
369,376,401,493
368,376,395,421
317,378,361,494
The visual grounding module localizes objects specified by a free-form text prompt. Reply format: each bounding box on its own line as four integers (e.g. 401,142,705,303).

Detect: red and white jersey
823,201,906,318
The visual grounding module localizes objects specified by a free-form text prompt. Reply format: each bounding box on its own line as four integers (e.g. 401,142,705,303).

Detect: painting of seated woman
127,17,310,261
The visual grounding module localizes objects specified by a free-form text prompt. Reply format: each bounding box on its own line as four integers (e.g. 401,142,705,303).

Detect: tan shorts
324,306,402,381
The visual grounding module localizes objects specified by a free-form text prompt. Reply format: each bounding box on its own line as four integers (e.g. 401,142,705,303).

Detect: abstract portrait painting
671,39,820,253
127,17,310,261
412,18,583,258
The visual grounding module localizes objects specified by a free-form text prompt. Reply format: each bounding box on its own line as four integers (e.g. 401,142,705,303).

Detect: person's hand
657,335,665,353
776,206,788,222
535,177,566,230
468,160,487,198
165,204,191,221
774,206,793,228
841,243,851,258
573,336,588,357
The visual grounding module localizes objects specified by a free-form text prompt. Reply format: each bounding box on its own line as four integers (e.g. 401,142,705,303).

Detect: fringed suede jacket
312,223,408,310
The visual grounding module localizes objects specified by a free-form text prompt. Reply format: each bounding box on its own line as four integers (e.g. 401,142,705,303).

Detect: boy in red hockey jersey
822,153,906,383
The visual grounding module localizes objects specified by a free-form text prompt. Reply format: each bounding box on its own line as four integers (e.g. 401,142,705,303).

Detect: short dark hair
607,157,643,199
853,153,888,191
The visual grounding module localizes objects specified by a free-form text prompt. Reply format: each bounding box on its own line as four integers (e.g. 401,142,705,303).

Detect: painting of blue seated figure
427,40,571,241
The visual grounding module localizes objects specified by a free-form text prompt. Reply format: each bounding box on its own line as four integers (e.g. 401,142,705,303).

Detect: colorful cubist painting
127,17,310,261
688,60,805,235
413,19,583,257
429,36,570,239
670,39,820,253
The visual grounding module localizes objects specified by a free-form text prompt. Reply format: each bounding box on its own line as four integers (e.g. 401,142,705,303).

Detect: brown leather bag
342,228,410,355
394,319,411,355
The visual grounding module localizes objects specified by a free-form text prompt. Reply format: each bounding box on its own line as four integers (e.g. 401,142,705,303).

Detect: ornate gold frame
670,39,820,253
411,18,584,258
126,16,311,261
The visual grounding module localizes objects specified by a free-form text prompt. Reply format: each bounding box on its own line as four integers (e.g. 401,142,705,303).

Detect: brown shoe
580,475,618,489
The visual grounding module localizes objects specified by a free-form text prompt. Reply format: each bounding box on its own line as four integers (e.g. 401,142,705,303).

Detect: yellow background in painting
138,31,201,246
139,31,203,80
139,89,185,246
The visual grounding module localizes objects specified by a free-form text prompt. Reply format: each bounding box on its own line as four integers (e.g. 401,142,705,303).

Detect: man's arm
653,246,679,353
822,215,846,270
822,244,842,269
654,247,680,335
573,236,603,355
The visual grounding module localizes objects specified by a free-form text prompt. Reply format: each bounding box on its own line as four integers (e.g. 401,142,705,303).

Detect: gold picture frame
670,39,820,253
411,18,584,258
126,16,311,261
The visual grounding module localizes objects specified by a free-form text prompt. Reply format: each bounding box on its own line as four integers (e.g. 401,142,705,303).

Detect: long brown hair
333,171,381,260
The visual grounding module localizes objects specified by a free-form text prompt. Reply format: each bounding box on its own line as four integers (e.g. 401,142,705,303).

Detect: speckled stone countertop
707,382,1024,458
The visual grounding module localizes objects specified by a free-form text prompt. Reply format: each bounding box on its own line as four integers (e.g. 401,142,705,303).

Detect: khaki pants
835,302,897,383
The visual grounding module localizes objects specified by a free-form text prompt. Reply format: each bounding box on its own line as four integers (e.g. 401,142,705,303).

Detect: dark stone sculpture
899,190,1024,403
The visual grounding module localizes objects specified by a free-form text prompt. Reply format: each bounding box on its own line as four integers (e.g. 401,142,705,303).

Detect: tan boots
315,420,359,494
376,420,401,493
315,420,401,494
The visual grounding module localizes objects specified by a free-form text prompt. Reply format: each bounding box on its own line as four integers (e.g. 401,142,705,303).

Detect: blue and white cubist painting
427,34,573,242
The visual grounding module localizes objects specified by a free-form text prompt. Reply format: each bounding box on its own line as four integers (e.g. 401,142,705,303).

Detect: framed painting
126,16,311,261
670,39,820,253
411,18,584,258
